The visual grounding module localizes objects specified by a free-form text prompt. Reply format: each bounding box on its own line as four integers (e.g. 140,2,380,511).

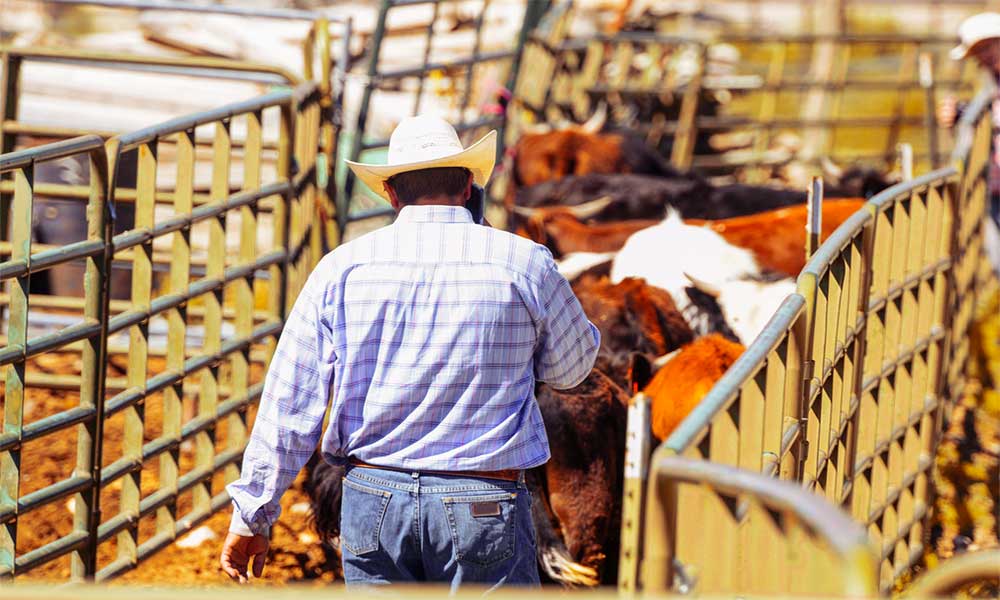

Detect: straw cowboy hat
951,12,1000,60
345,114,497,201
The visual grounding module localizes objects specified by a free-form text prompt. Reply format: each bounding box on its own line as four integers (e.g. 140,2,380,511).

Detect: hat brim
951,42,972,60
345,130,497,201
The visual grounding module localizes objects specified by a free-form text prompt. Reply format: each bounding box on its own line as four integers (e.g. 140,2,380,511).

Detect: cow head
821,157,901,199
684,272,796,346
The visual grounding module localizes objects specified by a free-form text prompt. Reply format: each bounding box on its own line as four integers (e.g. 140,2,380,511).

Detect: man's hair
386,167,471,204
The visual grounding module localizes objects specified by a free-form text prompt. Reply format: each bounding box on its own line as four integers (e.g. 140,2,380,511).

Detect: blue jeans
339,466,540,591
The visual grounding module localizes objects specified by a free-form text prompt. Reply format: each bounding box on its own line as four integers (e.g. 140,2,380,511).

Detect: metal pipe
37,0,340,21
919,52,941,169
806,176,824,260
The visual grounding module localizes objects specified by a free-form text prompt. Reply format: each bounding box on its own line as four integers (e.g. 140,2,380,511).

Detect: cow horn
520,122,553,135
820,156,844,180
565,195,614,220
651,348,682,371
510,204,538,217
684,271,722,298
579,102,607,135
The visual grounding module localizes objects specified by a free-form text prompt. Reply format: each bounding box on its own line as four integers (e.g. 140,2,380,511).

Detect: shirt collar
395,204,474,224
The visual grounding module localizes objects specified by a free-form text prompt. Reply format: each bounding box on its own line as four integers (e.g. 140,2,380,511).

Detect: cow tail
303,452,345,543
526,469,600,587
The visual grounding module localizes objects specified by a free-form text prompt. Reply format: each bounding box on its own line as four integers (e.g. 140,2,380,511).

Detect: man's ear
463,171,474,201
384,180,401,211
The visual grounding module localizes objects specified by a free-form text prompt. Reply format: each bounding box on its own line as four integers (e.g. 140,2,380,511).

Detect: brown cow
530,368,630,586
643,334,746,441
528,276,694,585
687,198,865,277
571,276,694,381
507,106,684,208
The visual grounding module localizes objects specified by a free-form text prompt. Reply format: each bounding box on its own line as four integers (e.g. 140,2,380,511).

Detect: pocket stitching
341,478,391,556
442,494,517,567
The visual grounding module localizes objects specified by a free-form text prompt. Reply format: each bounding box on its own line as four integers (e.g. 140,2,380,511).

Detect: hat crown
387,115,465,166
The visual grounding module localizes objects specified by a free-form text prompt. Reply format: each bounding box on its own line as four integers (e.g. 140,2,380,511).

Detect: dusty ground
5,347,337,586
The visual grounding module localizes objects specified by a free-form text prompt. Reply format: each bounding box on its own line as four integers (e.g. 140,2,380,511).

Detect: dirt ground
3,289,999,591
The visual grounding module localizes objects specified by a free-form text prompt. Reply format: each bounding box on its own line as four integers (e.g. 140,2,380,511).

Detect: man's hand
220,532,270,583
937,96,959,129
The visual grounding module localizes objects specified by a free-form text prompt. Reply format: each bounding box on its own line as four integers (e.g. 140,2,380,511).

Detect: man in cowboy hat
220,115,600,588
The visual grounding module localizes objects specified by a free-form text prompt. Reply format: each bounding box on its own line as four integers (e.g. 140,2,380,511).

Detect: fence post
618,392,652,593
670,43,705,171
0,161,32,579
78,143,113,580
920,53,940,169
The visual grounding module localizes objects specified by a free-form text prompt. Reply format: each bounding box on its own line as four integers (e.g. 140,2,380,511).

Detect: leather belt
348,458,522,483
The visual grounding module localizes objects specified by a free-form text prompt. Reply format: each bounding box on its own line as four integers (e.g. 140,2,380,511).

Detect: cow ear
627,353,653,394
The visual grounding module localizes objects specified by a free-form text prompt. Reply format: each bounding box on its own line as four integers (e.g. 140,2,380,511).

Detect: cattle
517,203,657,258
642,334,746,441
556,251,615,282
571,276,694,382
530,368,631,586
610,210,795,345
819,158,900,199
512,173,811,229
532,334,746,586
508,106,685,207
686,198,866,277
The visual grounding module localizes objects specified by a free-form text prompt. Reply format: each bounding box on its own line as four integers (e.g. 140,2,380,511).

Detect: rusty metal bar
0,160,32,579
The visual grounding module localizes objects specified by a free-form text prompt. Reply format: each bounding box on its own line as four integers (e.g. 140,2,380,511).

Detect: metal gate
619,84,995,595
0,66,336,582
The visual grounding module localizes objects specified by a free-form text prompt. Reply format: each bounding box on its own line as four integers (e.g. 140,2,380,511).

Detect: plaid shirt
228,205,600,535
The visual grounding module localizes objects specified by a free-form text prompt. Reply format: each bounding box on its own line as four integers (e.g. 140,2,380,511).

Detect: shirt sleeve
226,268,336,536
533,259,601,390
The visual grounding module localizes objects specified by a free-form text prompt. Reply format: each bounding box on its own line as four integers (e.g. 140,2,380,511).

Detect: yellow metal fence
621,85,995,595
0,82,329,580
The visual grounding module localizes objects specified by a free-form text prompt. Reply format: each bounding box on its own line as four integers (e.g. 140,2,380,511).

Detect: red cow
686,198,865,277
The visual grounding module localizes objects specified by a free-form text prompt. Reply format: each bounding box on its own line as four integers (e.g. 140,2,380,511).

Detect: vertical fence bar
272,104,294,358
413,0,442,116
919,53,940,169
618,392,651,593
343,1,390,228
76,145,112,580
671,43,705,170
159,128,193,534
198,120,230,506
0,164,32,579
884,43,917,166
119,138,156,568
229,111,261,484
0,53,23,245
748,42,786,184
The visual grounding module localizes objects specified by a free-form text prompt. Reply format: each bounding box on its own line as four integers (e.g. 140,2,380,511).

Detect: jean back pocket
340,478,391,556
442,492,517,567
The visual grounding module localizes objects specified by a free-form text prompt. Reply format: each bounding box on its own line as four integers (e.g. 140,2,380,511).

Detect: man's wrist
229,506,270,537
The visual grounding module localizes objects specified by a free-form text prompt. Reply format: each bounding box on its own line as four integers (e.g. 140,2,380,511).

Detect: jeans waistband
345,465,526,494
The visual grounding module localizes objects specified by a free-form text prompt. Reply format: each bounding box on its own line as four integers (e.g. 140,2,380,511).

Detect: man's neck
408,196,462,207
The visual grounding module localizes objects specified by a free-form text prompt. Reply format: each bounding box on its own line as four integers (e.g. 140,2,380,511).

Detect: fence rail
621,81,995,595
